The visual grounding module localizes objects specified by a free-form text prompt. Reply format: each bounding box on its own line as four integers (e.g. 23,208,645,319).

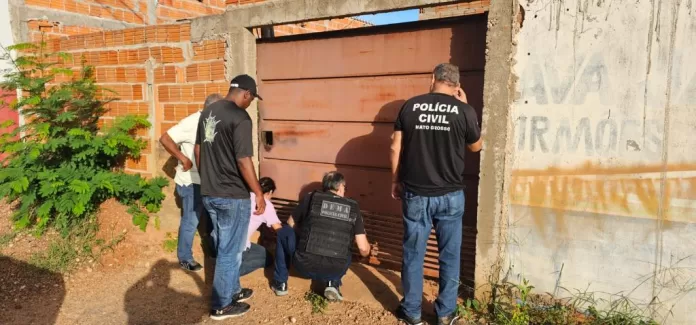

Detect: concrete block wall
508,0,696,323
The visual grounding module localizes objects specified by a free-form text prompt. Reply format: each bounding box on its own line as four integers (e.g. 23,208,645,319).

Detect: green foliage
492,279,533,325
0,40,167,235
456,298,483,322
459,278,660,325
304,291,328,314
162,232,177,253
0,232,16,247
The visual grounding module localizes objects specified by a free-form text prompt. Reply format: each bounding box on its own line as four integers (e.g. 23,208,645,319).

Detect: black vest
298,191,358,260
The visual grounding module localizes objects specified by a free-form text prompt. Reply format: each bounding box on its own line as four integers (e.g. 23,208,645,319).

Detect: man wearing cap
194,74,266,320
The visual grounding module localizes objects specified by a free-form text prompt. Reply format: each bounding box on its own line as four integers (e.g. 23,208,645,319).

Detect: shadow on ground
0,256,66,324
123,259,207,325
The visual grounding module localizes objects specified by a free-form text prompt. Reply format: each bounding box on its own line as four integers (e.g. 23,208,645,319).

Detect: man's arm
237,156,265,215
194,144,201,171
390,131,403,200
286,216,296,229
354,234,370,257
463,105,482,153
467,138,483,152
160,133,193,171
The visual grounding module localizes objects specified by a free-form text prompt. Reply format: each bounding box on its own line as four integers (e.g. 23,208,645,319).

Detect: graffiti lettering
516,115,663,157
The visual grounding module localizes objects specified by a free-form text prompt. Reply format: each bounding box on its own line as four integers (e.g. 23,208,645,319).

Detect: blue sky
357,9,419,25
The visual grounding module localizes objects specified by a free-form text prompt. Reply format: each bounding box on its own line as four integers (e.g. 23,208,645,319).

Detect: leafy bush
0,40,167,235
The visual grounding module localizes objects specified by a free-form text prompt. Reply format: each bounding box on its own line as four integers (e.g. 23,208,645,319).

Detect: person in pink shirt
239,177,282,276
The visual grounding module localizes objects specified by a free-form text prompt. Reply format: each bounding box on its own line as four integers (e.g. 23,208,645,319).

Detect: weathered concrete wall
510,0,696,323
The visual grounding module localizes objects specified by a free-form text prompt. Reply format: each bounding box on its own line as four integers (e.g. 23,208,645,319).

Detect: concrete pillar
475,0,519,298
224,27,259,175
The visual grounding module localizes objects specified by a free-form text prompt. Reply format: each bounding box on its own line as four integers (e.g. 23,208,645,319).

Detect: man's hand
254,193,266,215
181,157,193,171
391,182,403,200
454,87,468,103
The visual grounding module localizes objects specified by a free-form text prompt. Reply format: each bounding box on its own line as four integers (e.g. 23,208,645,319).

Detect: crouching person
271,171,370,302
240,177,281,276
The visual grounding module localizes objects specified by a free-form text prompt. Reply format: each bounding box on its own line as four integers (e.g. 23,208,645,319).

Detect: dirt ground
0,200,448,325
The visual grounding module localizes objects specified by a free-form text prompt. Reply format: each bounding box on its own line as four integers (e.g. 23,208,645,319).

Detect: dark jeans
240,243,272,276
202,196,251,310
400,190,465,319
273,224,350,285
175,184,202,263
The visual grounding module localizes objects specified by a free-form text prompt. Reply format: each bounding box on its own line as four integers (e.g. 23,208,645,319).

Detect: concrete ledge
191,0,473,40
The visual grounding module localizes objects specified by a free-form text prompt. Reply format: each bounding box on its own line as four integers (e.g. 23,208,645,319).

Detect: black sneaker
209,302,250,321
395,306,424,325
232,288,254,302
438,313,460,325
324,280,343,302
179,260,202,272
271,280,288,296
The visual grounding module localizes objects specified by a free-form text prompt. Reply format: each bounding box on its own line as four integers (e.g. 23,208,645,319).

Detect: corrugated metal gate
257,15,486,290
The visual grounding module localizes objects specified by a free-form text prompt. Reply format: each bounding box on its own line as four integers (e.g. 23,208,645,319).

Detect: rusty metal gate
257,15,486,290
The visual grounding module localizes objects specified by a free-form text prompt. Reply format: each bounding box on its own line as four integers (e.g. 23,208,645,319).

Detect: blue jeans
176,184,202,263
273,224,349,285
239,243,271,276
400,190,464,319
202,196,251,310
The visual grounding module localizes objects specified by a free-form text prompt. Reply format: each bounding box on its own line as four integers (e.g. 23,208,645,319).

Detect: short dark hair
259,177,276,194
322,171,345,192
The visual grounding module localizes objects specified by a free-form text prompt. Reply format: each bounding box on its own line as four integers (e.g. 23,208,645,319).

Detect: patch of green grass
162,232,177,253
304,291,328,314
29,238,79,273
28,217,127,273
0,232,16,247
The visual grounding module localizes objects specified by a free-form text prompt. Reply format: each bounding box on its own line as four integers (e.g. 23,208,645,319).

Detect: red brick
163,103,201,121
193,40,225,61
104,101,149,117
126,155,148,171
185,61,225,82
96,67,146,83
154,66,177,83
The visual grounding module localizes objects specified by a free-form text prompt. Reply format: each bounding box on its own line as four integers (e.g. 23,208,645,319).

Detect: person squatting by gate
159,93,223,272
391,63,483,325
239,177,282,276
270,171,372,302
194,74,266,321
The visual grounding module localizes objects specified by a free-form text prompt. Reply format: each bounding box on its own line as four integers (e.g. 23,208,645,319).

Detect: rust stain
512,162,696,176
511,162,696,239
273,129,328,137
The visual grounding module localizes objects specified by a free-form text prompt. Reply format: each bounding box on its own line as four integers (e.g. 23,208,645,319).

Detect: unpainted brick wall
419,0,490,20
43,22,227,177
267,17,371,37
22,0,369,43
28,20,104,42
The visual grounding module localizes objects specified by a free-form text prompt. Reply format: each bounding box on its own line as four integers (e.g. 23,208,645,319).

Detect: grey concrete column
475,0,519,298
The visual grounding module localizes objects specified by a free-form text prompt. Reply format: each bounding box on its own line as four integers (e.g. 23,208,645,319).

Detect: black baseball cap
230,74,263,100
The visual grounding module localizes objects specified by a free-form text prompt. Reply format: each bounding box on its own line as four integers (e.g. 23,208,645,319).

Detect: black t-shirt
292,192,365,274
195,100,253,198
394,92,481,197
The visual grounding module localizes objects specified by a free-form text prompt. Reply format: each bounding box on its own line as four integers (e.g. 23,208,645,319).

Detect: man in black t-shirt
390,63,482,325
270,171,371,302
194,74,266,321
